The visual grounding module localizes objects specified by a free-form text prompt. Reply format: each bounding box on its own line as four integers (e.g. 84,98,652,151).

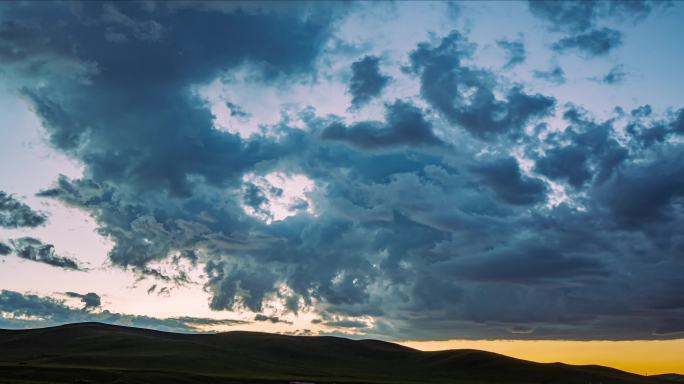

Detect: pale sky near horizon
1,0,683,375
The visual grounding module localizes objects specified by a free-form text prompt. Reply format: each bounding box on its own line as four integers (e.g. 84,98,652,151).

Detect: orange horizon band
399,338,684,376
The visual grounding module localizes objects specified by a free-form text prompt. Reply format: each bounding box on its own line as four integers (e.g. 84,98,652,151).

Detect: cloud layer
0,290,246,332
0,191,46,229
0,1,683,341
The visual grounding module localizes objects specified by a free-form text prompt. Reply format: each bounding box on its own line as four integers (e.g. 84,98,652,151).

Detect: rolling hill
0,323,673,384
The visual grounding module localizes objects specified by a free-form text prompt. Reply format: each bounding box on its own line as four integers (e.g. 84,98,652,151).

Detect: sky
0,0,683,375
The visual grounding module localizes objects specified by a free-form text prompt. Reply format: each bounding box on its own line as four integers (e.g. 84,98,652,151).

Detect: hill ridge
0,322,673,384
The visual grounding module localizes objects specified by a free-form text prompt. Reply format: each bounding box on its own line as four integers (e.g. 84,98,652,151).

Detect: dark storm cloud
64,292,101,310
2,1,337,196
0,18,98,82
672,109,684,135
322,100,441,148
407,32,555,138
593,148,684,226
243,182,271,220
0,191,47,228
446,243,607,283
533,66,566,84
551,28,622,57
471,157,547,205
497,37,526,69
624,105,671,148
9,237,83,271
4,2,684,342
535,107,628,188
348,55,390,109
0,290,247,331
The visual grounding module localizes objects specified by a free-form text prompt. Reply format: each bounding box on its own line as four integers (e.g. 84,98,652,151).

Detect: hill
0,322,672,384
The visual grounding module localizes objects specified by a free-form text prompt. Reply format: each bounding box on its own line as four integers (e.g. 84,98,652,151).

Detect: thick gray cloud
322,100,441,148
9,237,83,271
0,191,47,228
535,107,628,188
407,32,555,138
2,1,337,197
2,2,684,342
594,148,684,226
627,107,684,147
471,157,548,205
348,55,390,109
444,243,607,283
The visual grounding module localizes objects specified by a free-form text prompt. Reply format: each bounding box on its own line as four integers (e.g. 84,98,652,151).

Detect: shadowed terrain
0,323,674,384
654,374,684,383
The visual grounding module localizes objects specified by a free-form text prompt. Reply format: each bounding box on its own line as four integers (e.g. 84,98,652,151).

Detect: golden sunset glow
400,339,684,375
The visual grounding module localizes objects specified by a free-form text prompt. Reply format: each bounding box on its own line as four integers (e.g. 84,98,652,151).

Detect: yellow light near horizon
398,339,684,376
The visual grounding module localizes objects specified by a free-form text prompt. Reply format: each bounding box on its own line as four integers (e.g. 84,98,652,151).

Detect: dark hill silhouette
0,322,674,384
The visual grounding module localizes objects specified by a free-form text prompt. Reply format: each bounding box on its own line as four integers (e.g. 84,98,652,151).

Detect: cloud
529,1,664,59
528,0,663,33
497,37,526,69
472,157,548,205
254,314,292,324
624,105,671,147
3,3,684,342
0,290,247,331
0,19,98,82
322,100,441,148
101,2,163,43
8,237,83,271
445,243,607,283
64,292,101,310
551,28,622,57
3,2,336,197
593,64,628,85
407,32,555,138
348,55,390,109
534,107,628,188
324,319,368,329
533,66,566,84
0,242,11,255
0,191,47,229
593,148,684,226
528,0,602,33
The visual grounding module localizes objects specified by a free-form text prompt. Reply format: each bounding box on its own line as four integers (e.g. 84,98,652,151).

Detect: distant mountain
0,322,673,384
